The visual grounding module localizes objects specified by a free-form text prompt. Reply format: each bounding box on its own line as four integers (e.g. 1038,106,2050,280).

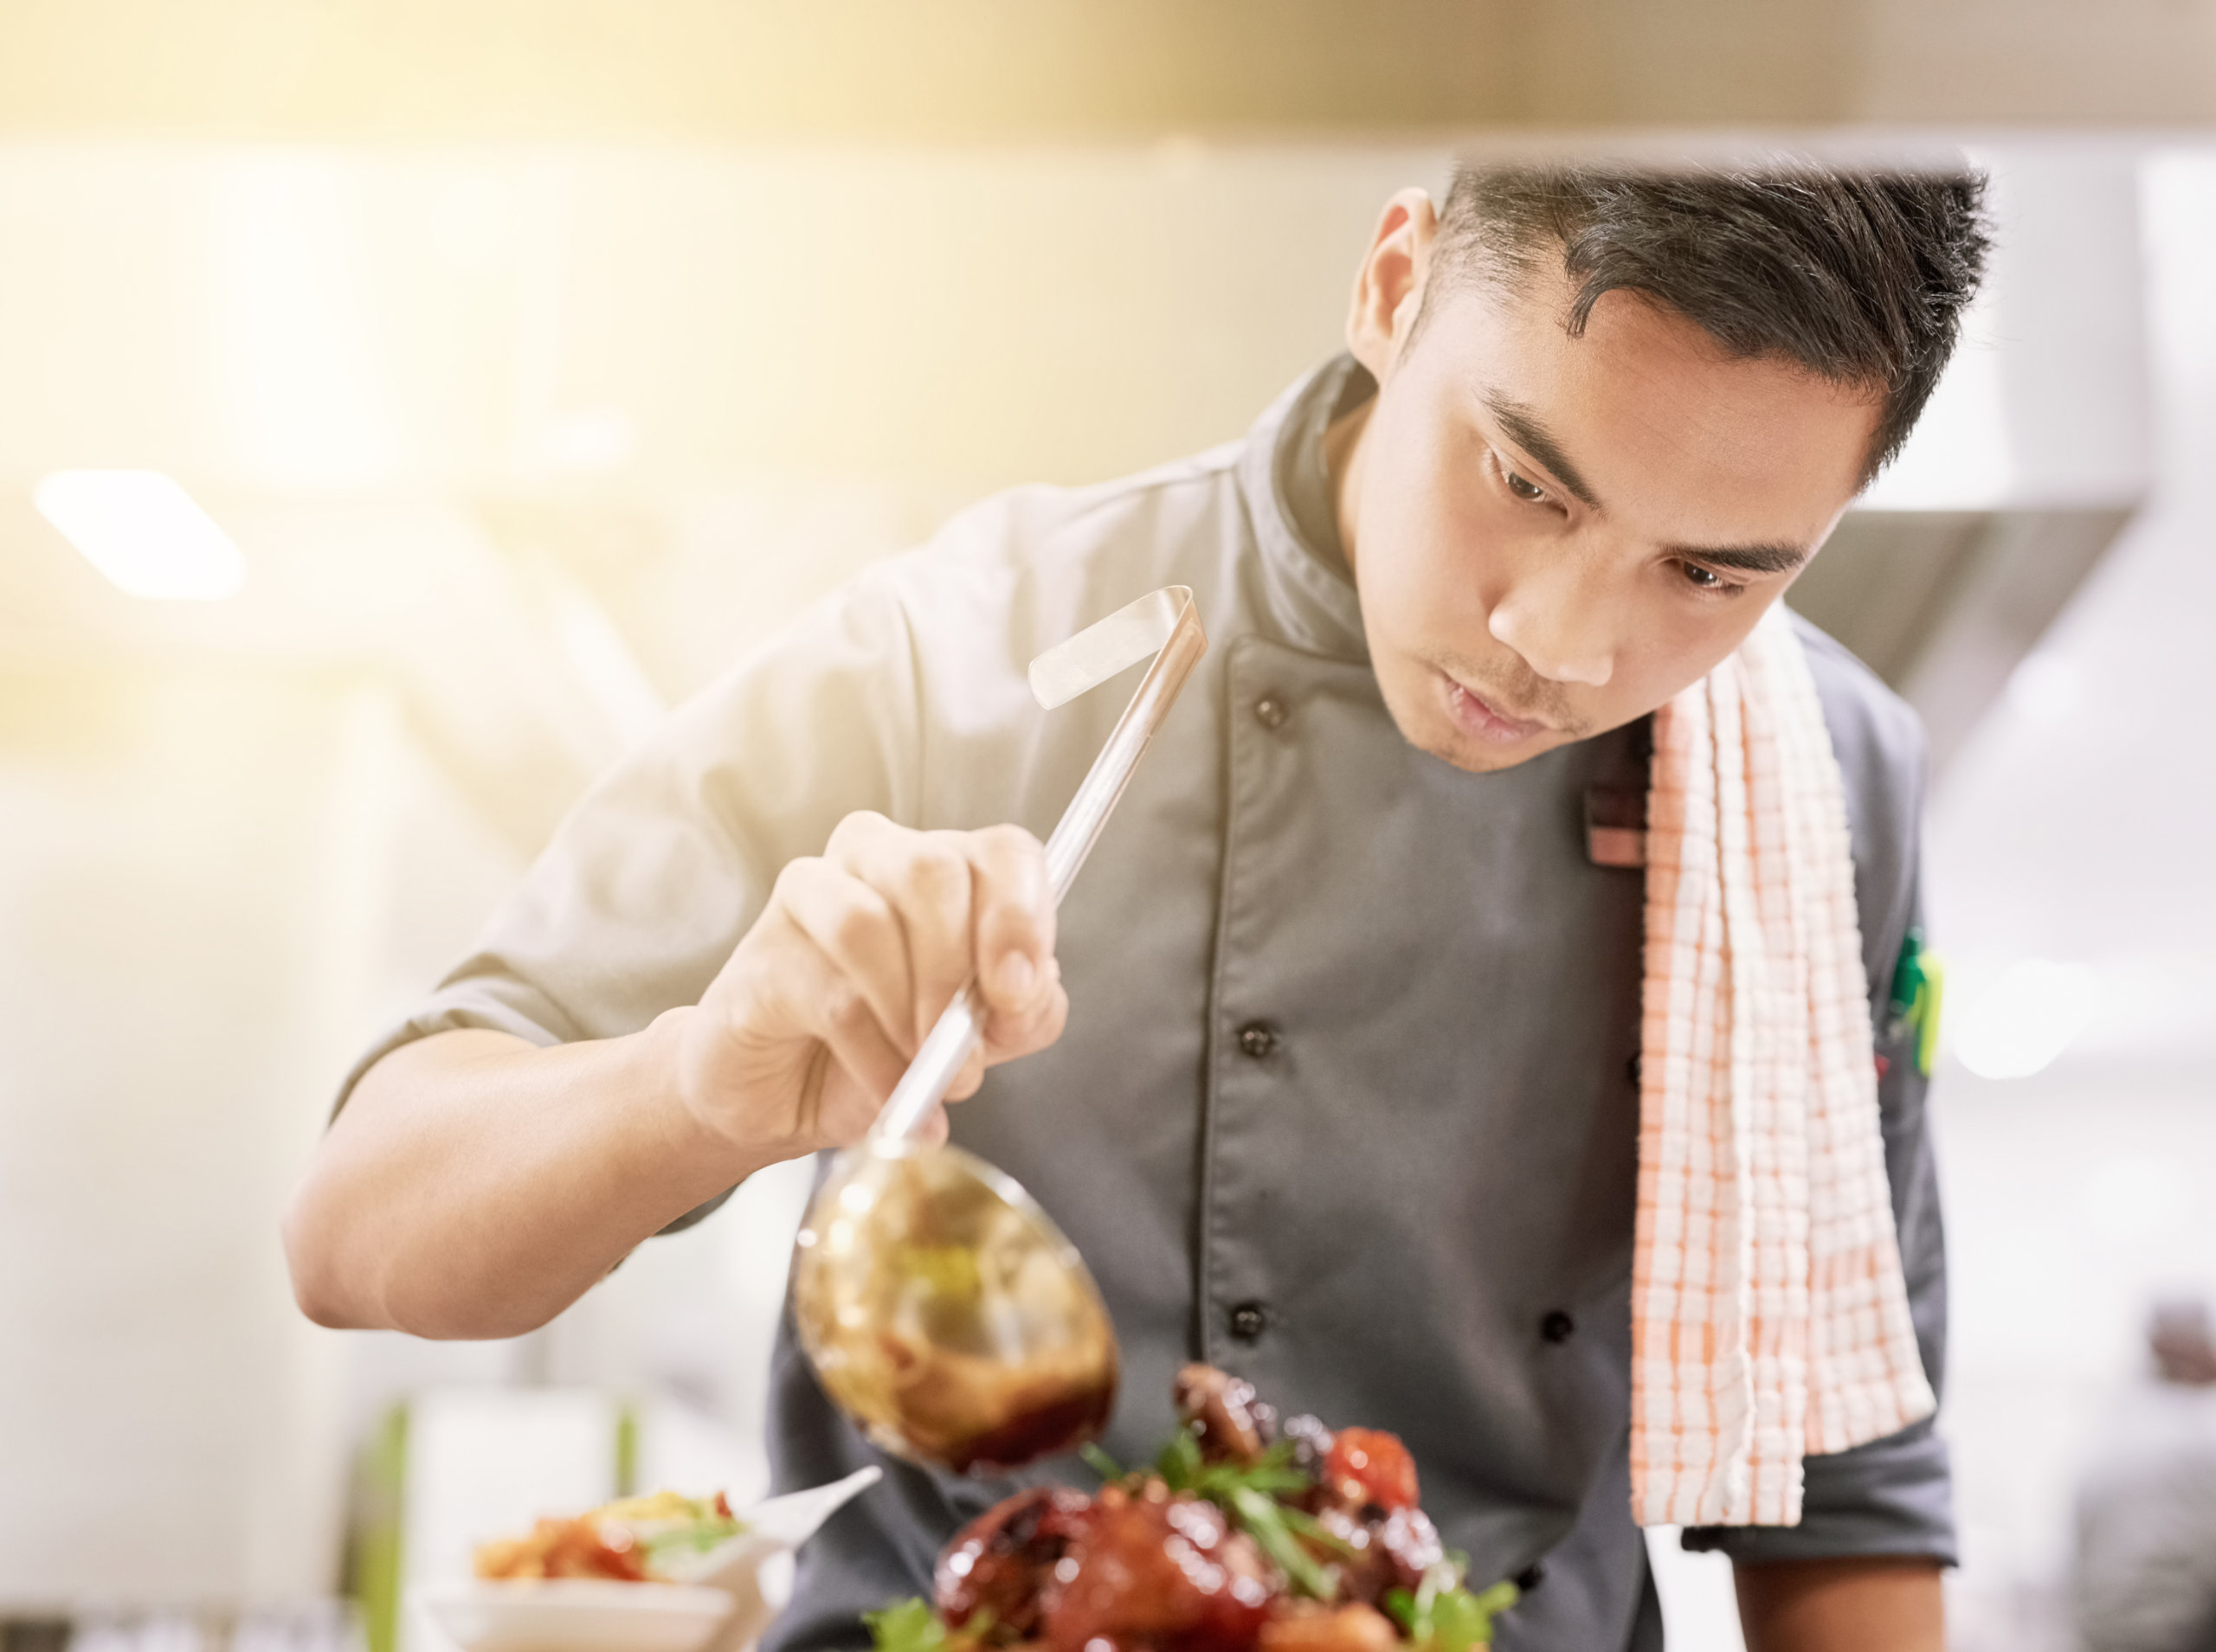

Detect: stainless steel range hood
1788,151,2152,774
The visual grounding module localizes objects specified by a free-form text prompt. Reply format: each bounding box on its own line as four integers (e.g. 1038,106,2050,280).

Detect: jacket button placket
1207,646,1311,1366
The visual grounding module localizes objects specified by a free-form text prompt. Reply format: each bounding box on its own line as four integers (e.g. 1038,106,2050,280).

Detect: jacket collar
1236,354,1376,664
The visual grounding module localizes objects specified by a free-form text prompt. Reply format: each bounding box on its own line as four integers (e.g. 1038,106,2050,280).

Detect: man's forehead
1419,279,1879,543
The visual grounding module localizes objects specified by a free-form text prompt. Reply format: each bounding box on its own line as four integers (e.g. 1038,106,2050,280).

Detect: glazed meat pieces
1256,1604,1401,1652
937,1482,1272,1652
1172,1363,1275,1465
927,1366,1473,1652
936,1486,1094,1639
1045,1482,1274,1652
1302,1503,1444,1609
1303,1424,1440,1605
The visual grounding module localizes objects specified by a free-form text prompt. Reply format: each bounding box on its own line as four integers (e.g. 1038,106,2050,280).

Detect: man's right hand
669,810,1070,1164
284,809,1068,1338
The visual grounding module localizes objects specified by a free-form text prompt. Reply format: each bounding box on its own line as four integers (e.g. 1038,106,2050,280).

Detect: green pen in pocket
1888,928,1944,1077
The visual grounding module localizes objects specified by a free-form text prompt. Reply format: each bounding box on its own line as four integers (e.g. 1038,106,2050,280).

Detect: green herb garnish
1080,1443,1125,1482
1154,1432,1336,1598
1277,1505,1364,1560
1382,1559,1518,1651
1227,1485,1338,1600
639,1516,746,1563
1156,1430,1310,1501
863,1598,946,1652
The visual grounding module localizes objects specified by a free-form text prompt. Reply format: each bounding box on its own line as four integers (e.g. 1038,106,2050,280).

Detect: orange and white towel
1630,606,1935,1528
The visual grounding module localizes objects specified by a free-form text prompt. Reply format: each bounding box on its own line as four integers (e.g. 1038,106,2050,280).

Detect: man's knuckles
982,982,1067,1058
971,820,1045,869
898,839,974,912
769,854,827,904
817,981,880,1042
820,884,898,961
824,809,895,857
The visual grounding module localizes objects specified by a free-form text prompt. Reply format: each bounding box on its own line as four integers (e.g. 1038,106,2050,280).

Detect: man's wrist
633,1006,779,1198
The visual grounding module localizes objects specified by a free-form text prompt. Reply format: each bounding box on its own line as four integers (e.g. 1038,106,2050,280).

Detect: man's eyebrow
1480,390,1809,575
1669,542,1810,575
1484,394,1602,511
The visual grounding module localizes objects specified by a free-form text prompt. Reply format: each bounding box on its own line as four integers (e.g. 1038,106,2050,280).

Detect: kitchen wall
0,668,388,1598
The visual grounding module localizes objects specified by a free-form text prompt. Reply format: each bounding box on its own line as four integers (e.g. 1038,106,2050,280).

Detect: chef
285,164,1987,1651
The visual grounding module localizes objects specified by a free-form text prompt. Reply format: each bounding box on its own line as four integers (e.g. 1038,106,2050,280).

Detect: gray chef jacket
345,356,1955,1651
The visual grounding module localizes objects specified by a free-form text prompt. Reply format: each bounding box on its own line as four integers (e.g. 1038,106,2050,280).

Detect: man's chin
1388,664,1581,773
1378,684,1563,774
1422,724,1565,775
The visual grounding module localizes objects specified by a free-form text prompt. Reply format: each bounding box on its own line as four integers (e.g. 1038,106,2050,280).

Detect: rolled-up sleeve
327,573,925,1126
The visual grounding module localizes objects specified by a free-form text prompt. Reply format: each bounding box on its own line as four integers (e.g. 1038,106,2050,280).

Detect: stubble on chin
1374,657,1548,774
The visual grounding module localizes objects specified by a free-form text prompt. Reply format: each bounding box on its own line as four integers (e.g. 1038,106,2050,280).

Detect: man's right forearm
281,1014,767,1340
283,812,1070,1343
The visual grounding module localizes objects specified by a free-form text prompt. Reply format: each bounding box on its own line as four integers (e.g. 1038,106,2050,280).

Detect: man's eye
1503,467,1547,503
1679,561,1741,594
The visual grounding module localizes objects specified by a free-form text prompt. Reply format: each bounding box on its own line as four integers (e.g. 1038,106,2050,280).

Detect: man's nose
1486,566,1616,689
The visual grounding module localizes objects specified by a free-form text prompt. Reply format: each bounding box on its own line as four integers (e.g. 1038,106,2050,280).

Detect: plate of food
865,1366,1517,1652
419,1467,882,1652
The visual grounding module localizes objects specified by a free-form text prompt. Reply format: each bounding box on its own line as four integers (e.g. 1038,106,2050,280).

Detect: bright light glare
1955,959,2100,1080
34,471,247,601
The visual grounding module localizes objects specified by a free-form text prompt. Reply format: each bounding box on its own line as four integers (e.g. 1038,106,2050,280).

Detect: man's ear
1346,187,1440,382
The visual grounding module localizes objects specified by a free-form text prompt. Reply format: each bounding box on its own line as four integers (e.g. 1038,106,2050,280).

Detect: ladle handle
869,589,1208,1146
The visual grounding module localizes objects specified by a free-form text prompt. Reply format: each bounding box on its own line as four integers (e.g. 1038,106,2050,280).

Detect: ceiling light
34,471,247,601
1955,958,2100,1080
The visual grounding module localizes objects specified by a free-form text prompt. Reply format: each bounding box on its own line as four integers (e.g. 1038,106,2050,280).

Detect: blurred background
1,5,2212,1652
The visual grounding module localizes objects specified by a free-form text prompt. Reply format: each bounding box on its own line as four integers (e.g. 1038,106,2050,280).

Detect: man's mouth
1440,672,1553,745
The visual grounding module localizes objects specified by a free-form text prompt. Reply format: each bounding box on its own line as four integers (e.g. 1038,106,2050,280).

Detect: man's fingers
798,961,912,1119
775,858,918,1057
966,824,1056,1018
723,922,911,1142
982,960,1068,1064
945,1044,987,1102
825,812,1053,1034
833,826,976,1046
813,809,1060,1064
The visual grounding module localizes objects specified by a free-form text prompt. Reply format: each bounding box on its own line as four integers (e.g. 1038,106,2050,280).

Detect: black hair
1424,162,1993,480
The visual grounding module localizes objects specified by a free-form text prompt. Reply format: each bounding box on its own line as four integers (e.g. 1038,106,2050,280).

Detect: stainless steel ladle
789,586,1208,1475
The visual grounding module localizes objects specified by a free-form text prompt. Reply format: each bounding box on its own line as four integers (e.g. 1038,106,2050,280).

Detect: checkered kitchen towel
1630,605,1935,1527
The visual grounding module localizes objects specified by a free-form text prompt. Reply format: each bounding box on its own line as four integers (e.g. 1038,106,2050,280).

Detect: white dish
421,1579,735,1652
419,1467,883,1652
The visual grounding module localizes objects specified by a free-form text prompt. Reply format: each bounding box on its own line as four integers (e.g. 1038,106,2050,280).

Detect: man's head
1334,162,1990,773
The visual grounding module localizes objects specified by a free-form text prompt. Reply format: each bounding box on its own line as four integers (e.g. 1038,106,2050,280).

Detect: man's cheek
1412,522,1490,637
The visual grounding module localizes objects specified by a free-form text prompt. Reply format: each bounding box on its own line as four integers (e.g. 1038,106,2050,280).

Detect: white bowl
420,1579,737,1652
417,1467,883,1652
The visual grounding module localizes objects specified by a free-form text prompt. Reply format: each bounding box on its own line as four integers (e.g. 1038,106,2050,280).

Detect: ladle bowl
791,1140,1118,1474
